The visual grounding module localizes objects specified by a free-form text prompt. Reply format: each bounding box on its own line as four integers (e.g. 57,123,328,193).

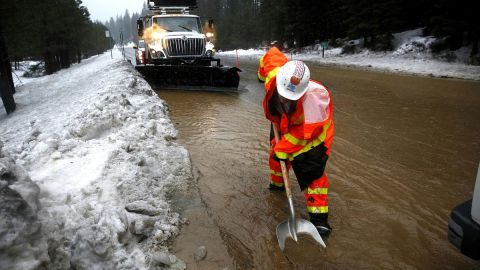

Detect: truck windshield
153,17,201,33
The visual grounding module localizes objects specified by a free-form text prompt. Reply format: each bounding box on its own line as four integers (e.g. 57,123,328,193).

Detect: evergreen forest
107,0,478,57
0,0,113,75
1,0,478,72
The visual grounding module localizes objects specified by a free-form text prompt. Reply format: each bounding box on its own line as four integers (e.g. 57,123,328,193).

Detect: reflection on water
157,60,480,269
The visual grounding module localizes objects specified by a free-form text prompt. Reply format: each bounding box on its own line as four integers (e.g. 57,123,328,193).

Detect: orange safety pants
269,143,329,214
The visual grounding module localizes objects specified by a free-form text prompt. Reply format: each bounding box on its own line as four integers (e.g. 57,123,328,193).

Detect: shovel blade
276,220,296,251
296,218,326,248
276,218,326,251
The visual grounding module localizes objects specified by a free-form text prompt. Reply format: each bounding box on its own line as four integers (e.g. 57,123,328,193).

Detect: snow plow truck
135,0,241,90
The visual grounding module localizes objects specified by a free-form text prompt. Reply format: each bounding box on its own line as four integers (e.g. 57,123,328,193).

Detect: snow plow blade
135,65,241,91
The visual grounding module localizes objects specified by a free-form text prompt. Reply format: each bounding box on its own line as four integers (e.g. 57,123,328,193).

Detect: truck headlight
206,32,214,38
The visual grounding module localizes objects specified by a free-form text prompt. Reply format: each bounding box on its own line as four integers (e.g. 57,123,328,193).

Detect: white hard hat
276,60,310,100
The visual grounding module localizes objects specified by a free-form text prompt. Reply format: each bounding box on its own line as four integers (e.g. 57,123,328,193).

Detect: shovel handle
272,123,293,199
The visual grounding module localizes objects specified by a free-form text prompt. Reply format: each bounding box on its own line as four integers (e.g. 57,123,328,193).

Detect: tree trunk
0,32,16,114
60,48,70,69
44,51,56,75
77,48,81,64
471,36,478,57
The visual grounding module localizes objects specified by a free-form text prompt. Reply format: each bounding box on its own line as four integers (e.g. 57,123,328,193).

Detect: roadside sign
106,30,112,59
320,41,328,58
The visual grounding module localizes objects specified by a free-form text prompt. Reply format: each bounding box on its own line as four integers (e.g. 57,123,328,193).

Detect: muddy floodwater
154,58,480,269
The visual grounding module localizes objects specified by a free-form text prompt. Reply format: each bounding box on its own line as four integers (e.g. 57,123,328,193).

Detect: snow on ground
219,29,480,81
125,42,136,48
292,51,480,80
0,50,192,269
115,42,136,49
11,61,44,87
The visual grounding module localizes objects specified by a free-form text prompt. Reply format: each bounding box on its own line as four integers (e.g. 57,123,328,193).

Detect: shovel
272,123,326,251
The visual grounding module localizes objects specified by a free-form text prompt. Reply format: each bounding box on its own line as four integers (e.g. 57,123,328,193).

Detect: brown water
157,58,480,269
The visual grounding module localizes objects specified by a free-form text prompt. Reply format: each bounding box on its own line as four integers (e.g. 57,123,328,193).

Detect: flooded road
155,57,480,269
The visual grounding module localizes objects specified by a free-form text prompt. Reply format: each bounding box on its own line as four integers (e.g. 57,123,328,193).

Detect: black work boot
268,183,285,191
309,213,332,238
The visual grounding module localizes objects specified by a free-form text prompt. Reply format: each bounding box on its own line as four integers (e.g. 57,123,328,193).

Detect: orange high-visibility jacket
263,80,334,161
258,47,288,85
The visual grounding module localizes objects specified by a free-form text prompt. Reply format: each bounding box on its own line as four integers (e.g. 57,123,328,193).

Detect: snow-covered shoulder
0,51,192,269
219,29,480,81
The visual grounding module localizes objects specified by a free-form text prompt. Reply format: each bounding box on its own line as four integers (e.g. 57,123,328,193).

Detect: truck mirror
208,19,214,28
137,20,144,37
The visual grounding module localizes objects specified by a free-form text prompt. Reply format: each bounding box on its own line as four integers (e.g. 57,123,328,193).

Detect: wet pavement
152,56,480,269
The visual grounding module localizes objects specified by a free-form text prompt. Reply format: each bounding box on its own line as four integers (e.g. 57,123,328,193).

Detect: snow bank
0,51,192,269
292,51,480,80
219,48,265,56
392,28,426,49
114,42,136,49
219,28,480,80
11,61,44,87
0,143,45,270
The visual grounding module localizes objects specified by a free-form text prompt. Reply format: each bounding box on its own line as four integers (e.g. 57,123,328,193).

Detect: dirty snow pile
219,28,480,80
0,51,192,269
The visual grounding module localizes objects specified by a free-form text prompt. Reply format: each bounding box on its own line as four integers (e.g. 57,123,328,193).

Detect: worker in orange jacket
257,40,289,187
262,60,334,236
258,41,287,83
257,43,289,190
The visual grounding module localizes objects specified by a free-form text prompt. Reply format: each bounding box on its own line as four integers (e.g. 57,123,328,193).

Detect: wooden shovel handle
272,123,293,199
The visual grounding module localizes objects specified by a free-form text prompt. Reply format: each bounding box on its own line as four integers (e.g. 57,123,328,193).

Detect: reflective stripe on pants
269,145,290,187
304,174,329,214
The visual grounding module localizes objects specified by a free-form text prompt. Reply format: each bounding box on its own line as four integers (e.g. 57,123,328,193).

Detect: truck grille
164,38,205,57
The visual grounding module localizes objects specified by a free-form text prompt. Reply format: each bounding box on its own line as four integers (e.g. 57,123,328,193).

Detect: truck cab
133,0,240,90
137,3,215,66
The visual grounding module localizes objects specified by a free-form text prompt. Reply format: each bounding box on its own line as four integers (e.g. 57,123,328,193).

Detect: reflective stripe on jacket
258,56,266,82
261,48,288,124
